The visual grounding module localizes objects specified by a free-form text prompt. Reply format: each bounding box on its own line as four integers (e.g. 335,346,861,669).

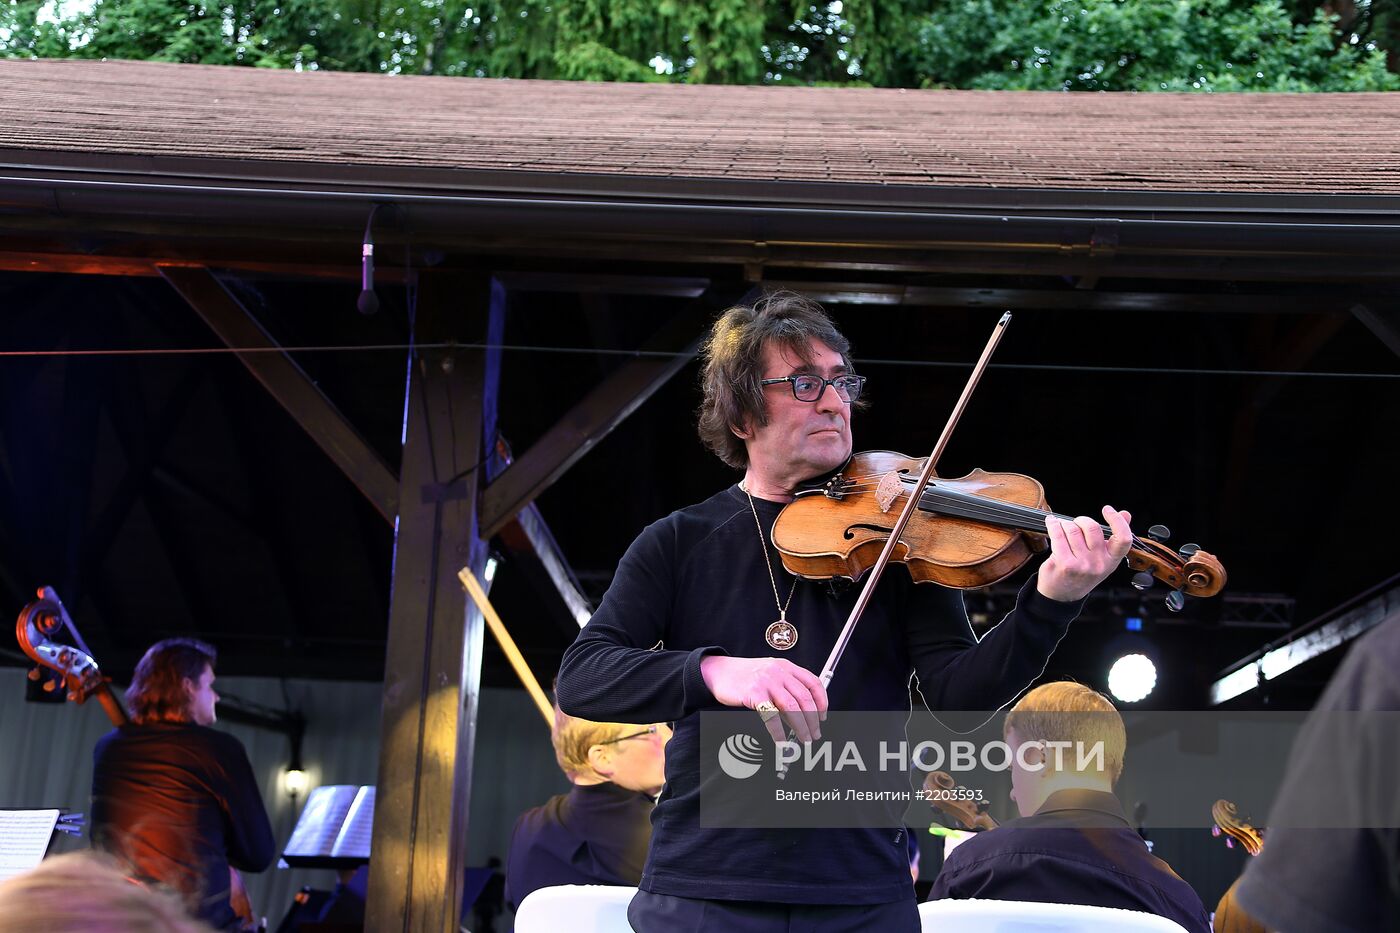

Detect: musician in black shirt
556,293,1135,932
91,638,273,932
506,709,669,910
929,681,1211,933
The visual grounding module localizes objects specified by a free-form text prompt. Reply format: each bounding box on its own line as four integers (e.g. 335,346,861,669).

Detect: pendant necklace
742,482,800,651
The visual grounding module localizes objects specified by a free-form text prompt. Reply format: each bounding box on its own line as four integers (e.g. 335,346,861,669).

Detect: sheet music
282,786,359,858
330,786,375,859
0,809,60,883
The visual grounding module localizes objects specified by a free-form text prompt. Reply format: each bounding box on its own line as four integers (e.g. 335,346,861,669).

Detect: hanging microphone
357,210,379,316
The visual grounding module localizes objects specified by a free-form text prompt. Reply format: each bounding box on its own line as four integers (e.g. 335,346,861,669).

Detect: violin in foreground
769,312,1225,779
774,450,1226,613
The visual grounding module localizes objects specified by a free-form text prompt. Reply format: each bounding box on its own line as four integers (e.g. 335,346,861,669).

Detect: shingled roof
3,57,1399,195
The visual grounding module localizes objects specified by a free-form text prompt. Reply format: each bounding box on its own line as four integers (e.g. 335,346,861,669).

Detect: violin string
826,477,1075,528
816,475,1156,555
830,473,1110,532
916,488,1157,554
909,490,1156,557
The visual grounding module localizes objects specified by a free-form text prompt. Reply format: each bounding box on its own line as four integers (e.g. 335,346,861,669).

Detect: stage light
284,724,309,799
283,767,309,798
1125,616,1143,632
1108,653,1157,703
484,556,499,584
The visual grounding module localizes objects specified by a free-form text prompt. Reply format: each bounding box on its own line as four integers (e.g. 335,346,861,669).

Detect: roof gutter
3,168,1400,270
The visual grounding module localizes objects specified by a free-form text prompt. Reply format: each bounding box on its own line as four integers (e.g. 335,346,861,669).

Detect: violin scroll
923,770,999,832
1125,536,1227,603
1211,799,1264,856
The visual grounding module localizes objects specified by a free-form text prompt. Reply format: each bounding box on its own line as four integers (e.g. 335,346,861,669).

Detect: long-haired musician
90,638,273,932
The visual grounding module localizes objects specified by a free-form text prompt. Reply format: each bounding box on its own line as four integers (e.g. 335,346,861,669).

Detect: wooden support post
366,272,497,932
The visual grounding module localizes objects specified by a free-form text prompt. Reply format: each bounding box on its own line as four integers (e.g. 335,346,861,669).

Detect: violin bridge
875,472,904,513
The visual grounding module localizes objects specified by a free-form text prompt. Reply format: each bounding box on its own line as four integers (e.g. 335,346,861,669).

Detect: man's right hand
699,655,828,743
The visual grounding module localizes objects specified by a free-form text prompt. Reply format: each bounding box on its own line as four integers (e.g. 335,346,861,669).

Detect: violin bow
776,312,1012,773
817,311,1012,687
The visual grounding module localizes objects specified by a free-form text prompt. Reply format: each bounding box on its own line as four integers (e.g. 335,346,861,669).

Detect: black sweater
91,722,274,929
930,789,1212,933
556,485,1083,905
505,782,655,910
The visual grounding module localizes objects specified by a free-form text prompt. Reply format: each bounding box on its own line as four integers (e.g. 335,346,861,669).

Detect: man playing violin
90,638,273,932
556,291,1133,932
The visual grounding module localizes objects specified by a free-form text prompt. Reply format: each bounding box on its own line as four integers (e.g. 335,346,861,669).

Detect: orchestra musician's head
0,851,209,933
127,638,220,727
552,705,671,798
698,291,865,492
1003,681,1126,818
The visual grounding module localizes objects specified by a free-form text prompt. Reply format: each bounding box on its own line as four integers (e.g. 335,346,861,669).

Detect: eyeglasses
760,374,866,403
595,724,660,746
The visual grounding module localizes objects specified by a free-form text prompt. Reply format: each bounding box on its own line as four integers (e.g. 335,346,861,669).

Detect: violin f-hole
844,523,895,541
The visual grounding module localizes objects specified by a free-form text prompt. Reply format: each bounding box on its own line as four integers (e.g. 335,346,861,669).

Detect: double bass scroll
16,586,128,726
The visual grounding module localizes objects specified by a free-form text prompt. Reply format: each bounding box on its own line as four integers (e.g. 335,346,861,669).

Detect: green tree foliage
1,0,83,57
914,0,1399,91
1,0,1395,91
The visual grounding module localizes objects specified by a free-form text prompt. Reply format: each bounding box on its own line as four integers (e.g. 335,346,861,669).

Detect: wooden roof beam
478,284,758,539
0,249,408,282
492,438,592,637
1351,303,1400,360
157,264,400,522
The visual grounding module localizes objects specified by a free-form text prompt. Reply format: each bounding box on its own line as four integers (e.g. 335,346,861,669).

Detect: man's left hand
1036,505,1133,603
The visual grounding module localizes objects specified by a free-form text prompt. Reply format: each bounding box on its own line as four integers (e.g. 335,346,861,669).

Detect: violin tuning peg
1178,543,1200,558
42,679,57,692
1226,838,1235,849
1165,590,1186,613
1131,571,1155,591
1148,524,1171,543
27,667,40,681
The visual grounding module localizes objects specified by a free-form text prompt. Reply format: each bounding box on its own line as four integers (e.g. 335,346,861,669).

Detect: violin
773,450,1227,608
767,314,1225,779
